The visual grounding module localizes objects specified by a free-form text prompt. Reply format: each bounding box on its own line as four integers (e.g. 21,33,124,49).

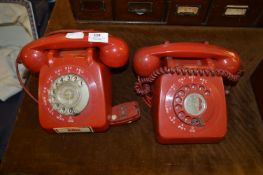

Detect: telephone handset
133,42,242,144
17,30,140,133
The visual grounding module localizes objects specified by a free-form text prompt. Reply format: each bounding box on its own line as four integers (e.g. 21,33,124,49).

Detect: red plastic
110,101,140,126
38,49,111,132
19,30,129,72
133,42,241,144
18,30,138,133
134,42,241,77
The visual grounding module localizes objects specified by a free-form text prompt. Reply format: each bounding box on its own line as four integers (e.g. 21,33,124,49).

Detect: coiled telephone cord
134,66,243,107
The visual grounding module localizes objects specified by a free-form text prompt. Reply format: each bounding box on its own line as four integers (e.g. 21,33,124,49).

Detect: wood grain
251,60,263,120
70,0,113,21
1,0,263,174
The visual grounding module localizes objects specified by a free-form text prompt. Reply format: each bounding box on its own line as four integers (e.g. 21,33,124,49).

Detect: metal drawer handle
133,8,147,15
128,2,153,15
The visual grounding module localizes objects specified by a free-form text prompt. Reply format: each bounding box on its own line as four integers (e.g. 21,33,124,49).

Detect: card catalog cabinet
70,0,263,27
167,0,210,25
114,0,165,22
70,0,113,20
207,0,262,27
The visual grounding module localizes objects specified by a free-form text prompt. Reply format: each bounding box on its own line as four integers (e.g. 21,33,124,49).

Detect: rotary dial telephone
133,42,242,144
16,30,140,133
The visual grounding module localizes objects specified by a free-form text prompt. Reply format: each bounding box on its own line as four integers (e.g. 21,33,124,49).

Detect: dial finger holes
72,76,78,81
178,112,185,119
55,103,60,108
204,90,210,96
191,84,197,90
178,90,185,97
171,82,210,126
78,80,84,87
174,104,182,112
69,107,74,114
184,116,191,124
61,107,66,112
175,97,182,103
199,85,205,91
48,74,89,116
59,77,64,83
184,86,190,92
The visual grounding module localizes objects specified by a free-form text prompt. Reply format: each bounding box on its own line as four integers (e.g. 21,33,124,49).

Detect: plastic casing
133,42,241,144
152,75,226,143
18,30,129,132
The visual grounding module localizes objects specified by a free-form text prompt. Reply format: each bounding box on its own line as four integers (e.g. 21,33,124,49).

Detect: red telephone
16,30,140,133
133,42,242,144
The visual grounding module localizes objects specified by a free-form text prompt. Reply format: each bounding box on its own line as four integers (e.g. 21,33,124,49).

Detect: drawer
70,0,113,21
256,13,263,27
207,0,262,27
167,0,211,25
113,0,166,22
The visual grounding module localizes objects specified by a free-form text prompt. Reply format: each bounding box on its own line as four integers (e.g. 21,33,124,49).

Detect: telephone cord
15,58,39,104
134,66,243,107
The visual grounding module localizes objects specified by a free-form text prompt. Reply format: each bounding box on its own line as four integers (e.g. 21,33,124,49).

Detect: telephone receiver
133,42,242,144
17,30,140,133
19,29,129,72
134,42,241,77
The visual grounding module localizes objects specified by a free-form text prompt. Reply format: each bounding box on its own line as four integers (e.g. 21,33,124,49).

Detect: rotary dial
173,84,210,126
48,74,89,116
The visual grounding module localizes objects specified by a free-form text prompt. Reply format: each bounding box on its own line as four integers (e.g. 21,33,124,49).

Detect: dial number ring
173,84,210,126
48,74,89,116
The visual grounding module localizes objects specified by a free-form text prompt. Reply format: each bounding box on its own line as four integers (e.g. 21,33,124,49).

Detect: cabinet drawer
255,12,263,27
70,0,113,21
113,0,166,22
207,0,262,27
167,0,211,25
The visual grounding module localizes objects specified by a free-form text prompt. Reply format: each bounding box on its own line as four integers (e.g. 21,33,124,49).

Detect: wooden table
1,0,263,174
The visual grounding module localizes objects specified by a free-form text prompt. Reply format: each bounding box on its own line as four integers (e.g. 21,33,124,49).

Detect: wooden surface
1,0,263,174
251,60,263,120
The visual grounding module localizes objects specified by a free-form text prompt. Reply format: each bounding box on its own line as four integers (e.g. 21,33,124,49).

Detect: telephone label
54,127,94,133
88,33,109,43
65,32,84,39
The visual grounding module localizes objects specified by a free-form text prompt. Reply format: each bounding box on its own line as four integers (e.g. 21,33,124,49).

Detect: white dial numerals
48,74,89,116
200,77,208,85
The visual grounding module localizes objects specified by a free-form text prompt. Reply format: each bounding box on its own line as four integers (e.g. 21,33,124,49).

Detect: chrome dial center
184,93,207,116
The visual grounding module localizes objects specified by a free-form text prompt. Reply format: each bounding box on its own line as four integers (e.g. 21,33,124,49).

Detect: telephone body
133,42,241,144
17,30,140,133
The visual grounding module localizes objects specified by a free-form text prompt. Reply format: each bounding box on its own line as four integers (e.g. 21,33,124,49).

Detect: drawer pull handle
128,2,153,15
134,9,147,15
